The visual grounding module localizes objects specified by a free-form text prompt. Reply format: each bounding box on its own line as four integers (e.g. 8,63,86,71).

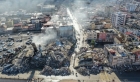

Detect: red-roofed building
14,23,22,27
13,23,23,32
28,24,35,30
132,49,140,65
43,22,53,27
125,32,133,35
99,33,106,41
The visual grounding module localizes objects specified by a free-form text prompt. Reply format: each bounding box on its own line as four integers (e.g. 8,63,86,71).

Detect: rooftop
103,29,117,33
124,42,140,53
113,12,127,15
105,44,127,57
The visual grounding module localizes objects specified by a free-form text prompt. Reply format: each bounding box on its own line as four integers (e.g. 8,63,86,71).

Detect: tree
90,40,95,46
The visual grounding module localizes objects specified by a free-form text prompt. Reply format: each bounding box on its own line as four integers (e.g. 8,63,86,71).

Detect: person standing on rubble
89,73,90,78
112,79,115,82
76,73,78,77
71,56,73,60
71,70,74,75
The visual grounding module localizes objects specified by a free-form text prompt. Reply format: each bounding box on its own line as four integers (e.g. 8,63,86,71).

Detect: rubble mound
77,67,90,76
40,65,71,76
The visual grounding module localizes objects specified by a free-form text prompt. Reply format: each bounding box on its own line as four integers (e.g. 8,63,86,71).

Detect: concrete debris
77,67,89,76
2,57,30,74
40,66,71,76
75,48,107,75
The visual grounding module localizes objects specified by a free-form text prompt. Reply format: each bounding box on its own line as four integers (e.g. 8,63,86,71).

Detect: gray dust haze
32,28,57,45
71,0,117,29
0,0,117,44
0,0,46,12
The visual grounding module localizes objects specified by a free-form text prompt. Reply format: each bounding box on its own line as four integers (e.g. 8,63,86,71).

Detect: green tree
91,40,95,45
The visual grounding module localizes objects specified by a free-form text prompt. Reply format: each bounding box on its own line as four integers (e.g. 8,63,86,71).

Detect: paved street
67,8,121,82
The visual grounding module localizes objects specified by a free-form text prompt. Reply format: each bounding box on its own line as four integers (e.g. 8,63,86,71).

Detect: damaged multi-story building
86,29,117,44
104,44,131,66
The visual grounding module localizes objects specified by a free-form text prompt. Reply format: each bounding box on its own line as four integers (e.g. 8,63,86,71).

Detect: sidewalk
100,72,120,82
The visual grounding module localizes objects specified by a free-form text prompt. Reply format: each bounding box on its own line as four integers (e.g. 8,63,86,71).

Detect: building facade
111,12,127,27
132,49,140,65
58,25,74,39
86,30,98,40
104,44,131,66
126,3,138,12
105,6,115,18
0,25,7,34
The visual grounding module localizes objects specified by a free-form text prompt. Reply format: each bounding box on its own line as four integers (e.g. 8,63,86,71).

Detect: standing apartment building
111,12,127,27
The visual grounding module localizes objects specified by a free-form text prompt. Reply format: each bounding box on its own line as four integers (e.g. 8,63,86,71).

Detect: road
67,8,101,81
67,8,87,52
67,8,121,82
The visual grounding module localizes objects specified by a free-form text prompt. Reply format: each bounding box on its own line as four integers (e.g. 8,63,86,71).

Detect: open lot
0,33,31,66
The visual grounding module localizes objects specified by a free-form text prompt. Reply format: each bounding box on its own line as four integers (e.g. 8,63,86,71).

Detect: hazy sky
0,0,117,13
0,0,46,12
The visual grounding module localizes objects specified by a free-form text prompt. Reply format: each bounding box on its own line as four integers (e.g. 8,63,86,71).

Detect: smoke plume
32,28,57,45
71,0,117,29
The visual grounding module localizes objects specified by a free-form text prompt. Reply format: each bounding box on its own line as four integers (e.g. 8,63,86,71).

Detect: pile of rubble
39,39,73,76
2,57,30,74
40,66,71,76
76,48,107,75
90,65,103,74
1,38,74,75
76,65,104,76
92,48,107,65
78,47,88,54
30,57,46,68
77,67,89,76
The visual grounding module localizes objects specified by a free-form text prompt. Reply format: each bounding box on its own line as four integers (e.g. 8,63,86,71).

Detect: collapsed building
75,48,107,75
1,37,74,76
41,66,71,76
39,39,73,76
1,45,30,74
0,2,76,76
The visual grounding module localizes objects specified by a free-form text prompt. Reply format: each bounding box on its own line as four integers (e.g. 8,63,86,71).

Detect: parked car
26,41,32,45
7,49,15,54
6,39,10,42
1,35,3,37
0,41,5,44
8,37,14,41
3,53,8,57
0,47,3,52
7,42,14,46
27,32,30,35
16,39,22,42
3,47,8,51
0,55,3,59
